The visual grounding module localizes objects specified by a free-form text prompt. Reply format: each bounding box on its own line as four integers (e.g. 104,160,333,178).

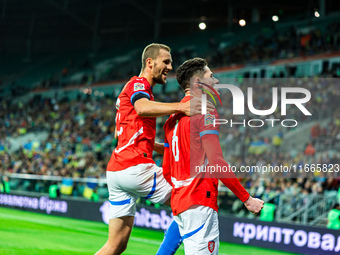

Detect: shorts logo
208,240,215,253
134,83,145,91
204,114,215,126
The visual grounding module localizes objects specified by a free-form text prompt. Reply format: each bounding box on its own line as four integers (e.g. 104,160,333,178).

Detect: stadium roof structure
1,0,340,55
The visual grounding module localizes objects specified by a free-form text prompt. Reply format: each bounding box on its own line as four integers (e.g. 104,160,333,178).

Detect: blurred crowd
2,20,340,96
0,95,117,183
215,77,340,158
32,21,340,91
36,20,340,91
0,18,339,215
213,77,340,216
1,76,339,197
208,21,340,68
0,90,183,194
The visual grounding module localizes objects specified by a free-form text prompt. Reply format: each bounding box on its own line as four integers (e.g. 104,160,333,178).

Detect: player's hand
180,96,215,116
153,142,164,155
244,196,264,214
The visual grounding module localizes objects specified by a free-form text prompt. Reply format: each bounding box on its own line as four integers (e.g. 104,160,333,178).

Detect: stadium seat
83,186,94,199
49,185,59,198
260,203,276,222
327,208,340,230
60,179,73,195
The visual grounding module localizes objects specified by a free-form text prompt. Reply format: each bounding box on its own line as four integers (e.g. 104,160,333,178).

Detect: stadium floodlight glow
239,19,246,26
199,22,206,30
314,11,320,18
272,15,279,22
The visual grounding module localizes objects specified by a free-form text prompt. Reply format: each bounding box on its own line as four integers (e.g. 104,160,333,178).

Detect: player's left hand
180,96,215,116
244,196,264,214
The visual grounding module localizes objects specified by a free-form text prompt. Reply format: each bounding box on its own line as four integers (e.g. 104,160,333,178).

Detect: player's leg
139,164,182,255
138,164,172,204
95,216,134,255
156,219,182,255
174,205,219,255
95,170,138,255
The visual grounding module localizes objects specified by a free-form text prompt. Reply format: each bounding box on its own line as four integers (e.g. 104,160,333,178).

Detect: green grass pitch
0,207,300,255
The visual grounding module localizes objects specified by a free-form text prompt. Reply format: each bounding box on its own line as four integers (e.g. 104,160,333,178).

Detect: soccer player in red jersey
96,45,213,255
163,58,264,254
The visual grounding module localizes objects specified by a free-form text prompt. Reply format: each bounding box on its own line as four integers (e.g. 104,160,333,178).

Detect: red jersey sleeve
201,134,250,202
195,110,250,202
194,110,220,137
124,78,153,105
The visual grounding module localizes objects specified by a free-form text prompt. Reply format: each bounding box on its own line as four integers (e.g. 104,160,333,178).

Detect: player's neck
185,89,190,96
139,70,156,87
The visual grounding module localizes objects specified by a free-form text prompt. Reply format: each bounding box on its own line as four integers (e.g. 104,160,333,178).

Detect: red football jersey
107,76,156,172
163,96,249,216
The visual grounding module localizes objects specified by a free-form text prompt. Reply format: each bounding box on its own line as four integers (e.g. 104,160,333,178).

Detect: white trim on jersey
196,158,209,172
171,176,195,189
115,127,144,154
170,158,208,188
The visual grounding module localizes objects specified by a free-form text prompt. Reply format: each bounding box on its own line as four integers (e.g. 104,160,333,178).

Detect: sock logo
208,240,215,253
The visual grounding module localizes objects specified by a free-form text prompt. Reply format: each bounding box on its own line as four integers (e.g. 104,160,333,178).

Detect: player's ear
192,78,202,92
146,58,153,69
195,78,202,87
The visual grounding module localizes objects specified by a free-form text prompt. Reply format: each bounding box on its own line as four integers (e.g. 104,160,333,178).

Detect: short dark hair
176,58,207,91
141,43,171,70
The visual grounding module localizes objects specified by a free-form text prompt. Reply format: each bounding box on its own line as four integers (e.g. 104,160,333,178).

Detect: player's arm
134,97,214,117
114,125,118,140
154,142,164,155
201,134,264,213
201,134,249,201
162,140,172,185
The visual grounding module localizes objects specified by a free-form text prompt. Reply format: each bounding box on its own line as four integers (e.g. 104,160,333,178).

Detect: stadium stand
1,8,340,228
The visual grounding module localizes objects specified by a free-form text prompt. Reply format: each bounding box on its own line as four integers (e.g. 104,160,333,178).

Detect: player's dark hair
141,43,171,70
176,58,207,91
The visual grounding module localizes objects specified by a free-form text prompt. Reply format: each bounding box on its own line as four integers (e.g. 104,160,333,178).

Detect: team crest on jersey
134,83,145,91
208,241,215,253
204,114,215,126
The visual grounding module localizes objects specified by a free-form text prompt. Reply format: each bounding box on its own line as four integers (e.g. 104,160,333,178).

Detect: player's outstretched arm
244,196,264,214
134,97,214,117
201,134,250,202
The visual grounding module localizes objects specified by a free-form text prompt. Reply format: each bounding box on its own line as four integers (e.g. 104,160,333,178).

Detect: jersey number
172,122,179,162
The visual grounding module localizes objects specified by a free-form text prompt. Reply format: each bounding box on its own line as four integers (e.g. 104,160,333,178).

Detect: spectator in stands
311,123,321,143
272,129,283,155
304,142,316,157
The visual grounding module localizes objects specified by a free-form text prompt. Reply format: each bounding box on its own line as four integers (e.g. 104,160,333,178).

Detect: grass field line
0,212,169,247
0,211,229,254
0,212,107,235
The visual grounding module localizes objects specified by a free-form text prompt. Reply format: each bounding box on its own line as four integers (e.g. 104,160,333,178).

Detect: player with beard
96,44,214,255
